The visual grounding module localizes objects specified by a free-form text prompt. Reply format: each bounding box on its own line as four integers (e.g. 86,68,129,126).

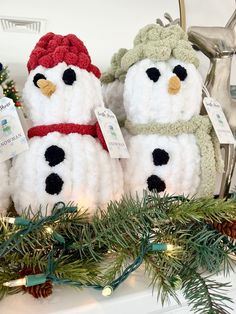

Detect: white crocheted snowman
121,24,221,198
10,32,123,215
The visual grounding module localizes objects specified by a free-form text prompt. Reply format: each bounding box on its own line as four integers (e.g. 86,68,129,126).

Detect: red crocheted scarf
28,122,108,151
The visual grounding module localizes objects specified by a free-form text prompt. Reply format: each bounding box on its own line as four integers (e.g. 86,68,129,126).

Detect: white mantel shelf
1,269,236,314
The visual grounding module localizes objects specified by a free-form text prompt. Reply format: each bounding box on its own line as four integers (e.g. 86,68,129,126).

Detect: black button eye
173,65,187,81
146,67,161,82
33,73,46,88
62,68,76,85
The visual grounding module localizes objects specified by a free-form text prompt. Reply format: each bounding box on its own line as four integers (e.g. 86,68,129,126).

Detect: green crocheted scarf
125,115,222,197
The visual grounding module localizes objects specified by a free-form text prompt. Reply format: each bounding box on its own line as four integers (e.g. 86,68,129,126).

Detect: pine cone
19,267,53,299
213,220,236,239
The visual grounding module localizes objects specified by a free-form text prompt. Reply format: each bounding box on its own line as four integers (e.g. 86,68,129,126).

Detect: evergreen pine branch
184,224,236,273
144,255,180,305
55,258,100,285
0,284,21,300
181,268,233,314
101,250,128,284
0,270,22,300
168,197,236,224
0,195,236,313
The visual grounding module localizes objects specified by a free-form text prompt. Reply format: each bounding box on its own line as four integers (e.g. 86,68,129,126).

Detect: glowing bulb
3,278,26,287
45,226,53,234
166,244,174,251
1,217,16,224
102,286,113,297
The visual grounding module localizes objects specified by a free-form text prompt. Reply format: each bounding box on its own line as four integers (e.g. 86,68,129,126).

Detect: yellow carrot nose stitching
37,79,56,97
168,76,181,95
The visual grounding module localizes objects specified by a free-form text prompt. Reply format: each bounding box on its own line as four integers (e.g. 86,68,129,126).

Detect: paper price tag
95,107,129,158
0,97,29,162
203,97,235,145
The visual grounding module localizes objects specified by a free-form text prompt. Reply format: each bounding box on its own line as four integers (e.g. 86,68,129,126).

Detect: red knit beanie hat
27,32,101,78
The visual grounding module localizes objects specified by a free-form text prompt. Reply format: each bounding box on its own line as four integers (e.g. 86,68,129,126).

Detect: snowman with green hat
121,23,222,198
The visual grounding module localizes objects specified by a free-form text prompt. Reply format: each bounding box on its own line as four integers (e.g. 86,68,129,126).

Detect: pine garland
1,194,236,314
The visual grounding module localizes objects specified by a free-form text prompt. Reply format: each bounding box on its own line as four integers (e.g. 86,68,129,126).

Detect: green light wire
0,202,77,257
22,235,169,293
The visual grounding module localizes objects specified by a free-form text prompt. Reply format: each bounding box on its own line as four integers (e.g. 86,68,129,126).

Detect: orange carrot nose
37,79,56,97
168,76,181,95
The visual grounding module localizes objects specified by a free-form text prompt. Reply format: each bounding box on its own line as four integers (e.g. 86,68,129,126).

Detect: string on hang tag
202,84,211,99
202,85,235,145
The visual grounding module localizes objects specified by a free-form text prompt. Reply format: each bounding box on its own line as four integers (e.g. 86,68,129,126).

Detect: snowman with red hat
10,32,123,215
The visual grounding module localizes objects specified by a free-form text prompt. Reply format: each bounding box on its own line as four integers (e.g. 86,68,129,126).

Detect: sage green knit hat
101,48,128,84
121,24,199,71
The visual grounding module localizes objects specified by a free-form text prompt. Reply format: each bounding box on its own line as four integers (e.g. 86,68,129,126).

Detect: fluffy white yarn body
123,134,201,197
10,62,123,215
122,58,204,197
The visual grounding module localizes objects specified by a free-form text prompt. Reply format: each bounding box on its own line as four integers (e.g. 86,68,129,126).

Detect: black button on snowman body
44,145,65,195
147,148,170,192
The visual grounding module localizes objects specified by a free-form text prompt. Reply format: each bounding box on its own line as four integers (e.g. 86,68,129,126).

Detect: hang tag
0,97,29,162
203,97,235,144
95,108,129,158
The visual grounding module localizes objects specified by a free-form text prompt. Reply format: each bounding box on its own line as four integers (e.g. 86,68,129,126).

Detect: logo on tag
0,97,29,162
203,97,235,145
95,108,129,158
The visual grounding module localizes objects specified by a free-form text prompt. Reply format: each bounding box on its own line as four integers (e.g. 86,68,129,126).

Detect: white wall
0,0,235,90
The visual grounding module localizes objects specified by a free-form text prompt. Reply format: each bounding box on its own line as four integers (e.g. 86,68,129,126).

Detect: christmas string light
45,226,53,234
1,216,31,226
149,243,174,251
100,238,177,294
1,194,236,313
44,226,65,244
102,286,113,297
0,202,77,257
3,274,47,288
1,200,178,293
2,236,177,295
3,278,27,288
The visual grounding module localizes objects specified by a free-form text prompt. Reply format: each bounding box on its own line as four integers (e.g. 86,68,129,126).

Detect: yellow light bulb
3,278,26,287
166,244,174,251
102,286,113,297
45,226,53,234
1,217,16,224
